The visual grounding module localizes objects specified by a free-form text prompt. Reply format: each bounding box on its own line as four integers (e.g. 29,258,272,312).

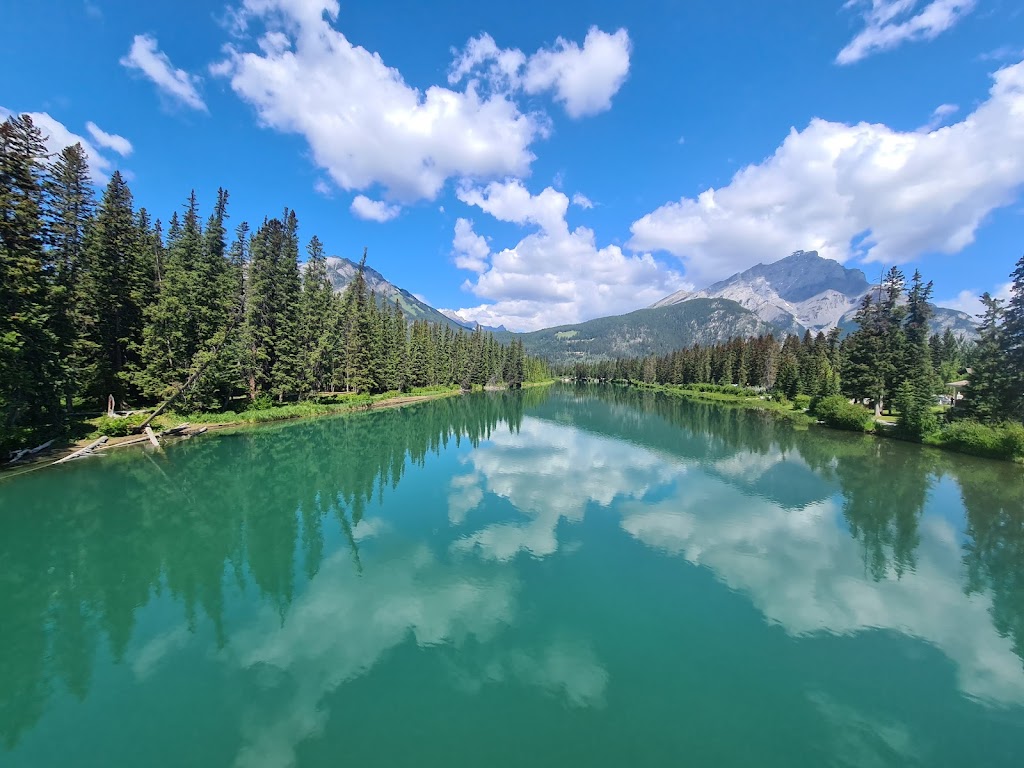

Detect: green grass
632,381,816,426
82,386,463,438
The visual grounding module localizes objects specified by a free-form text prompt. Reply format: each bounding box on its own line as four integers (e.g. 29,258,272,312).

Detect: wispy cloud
120,34,207,111
837,0,977,65
85,121,133,156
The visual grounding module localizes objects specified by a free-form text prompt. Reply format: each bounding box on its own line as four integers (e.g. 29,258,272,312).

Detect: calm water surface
2,386,1023,767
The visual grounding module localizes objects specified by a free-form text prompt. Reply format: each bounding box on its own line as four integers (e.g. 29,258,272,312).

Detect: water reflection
449,387,1024,706
1,384,1023,761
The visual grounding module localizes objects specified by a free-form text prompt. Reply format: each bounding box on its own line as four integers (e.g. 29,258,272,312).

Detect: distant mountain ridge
653,250,976,338
496,298,782,363
325,257,466,331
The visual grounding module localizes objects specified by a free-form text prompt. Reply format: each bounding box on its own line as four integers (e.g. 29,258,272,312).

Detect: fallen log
6,439,56,465
95,434,153,451
157,423,190,437
53,436,108,465
137,310,243,433
144,427,160,447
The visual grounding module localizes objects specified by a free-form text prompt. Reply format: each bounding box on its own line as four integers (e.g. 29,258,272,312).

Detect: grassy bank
625,381,1024,464
86,385,463,438
629,381,816,426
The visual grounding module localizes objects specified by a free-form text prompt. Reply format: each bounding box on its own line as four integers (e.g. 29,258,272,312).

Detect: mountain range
653,250,974,338
327,251,976,364
325,257,467,331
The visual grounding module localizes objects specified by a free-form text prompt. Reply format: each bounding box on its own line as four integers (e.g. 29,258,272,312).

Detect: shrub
94,413,148,437
933,420,1024,460
813,395,872,432
792,394,812,411
247,394,274,412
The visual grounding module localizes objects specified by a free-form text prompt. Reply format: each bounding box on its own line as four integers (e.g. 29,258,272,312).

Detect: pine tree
47,142,95,413
82,170,146,405
1001,252,1024,421
244,214,302,401
960,293,1009,423
896,271,938,437
842,270,906,417
297,235,338,397
0,114,61,442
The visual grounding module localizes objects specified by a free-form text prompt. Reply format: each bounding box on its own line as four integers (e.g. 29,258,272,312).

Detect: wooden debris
53,436,108,465
144,427,160,447
157,423,190,437
6,439,55,465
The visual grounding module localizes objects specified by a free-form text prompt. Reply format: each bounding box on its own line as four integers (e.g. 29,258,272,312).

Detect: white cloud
452,179,685,331
449,27,631,120
84,121,133,156
451,417,678,561
313,179,332,197
120,34,207,111
214,0,559,203
918,102,958,131
0,107,124,184
350,194,400,222
452,408,1024,708
629,60,1024,285
939,283,1013,317
452,218,490,272
521,27,631,118
571,192,594,209
837,0,977,64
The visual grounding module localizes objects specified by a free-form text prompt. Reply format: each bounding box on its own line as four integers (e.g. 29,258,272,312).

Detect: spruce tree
1001,252,1024,420
0,114,61,442
960,293,1008,423
47,142,95,413
297,235,337,397
82,170,146,405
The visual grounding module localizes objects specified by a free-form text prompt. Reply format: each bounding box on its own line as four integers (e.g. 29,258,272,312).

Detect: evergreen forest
0,115,547,451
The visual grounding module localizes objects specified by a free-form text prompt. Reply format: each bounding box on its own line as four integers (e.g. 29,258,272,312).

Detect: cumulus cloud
451,417,678,561
452,218,490,272
837,0,977,65
451,179,685,331
350,194,401,222
629,60,1024,285
449,27,631,119
939,283,1013,317
120,34,207,111
522,27,631,118
215,0,588,203
85,121,133,156
0,107,126,184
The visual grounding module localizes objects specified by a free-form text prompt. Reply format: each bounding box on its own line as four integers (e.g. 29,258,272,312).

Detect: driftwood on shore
6,439,55,465
53,436,108,465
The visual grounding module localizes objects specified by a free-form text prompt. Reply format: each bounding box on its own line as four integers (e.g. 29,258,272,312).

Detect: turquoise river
1,385,1023,766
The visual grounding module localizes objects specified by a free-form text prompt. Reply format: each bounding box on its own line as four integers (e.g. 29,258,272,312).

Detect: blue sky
3,0,1023,330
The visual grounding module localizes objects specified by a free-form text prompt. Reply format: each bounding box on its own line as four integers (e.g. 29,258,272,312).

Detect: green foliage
814,395,873,432
927,420,1024,461
247,394,274,411
93,413,148,437
793,393,812,411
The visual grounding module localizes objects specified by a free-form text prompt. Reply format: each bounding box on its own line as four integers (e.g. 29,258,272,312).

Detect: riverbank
2,386,462,477
3,381,560,477
626,380,1024,464
628,381,816,426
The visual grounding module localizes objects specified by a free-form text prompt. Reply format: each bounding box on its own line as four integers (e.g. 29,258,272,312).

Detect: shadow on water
0,383,1022,751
